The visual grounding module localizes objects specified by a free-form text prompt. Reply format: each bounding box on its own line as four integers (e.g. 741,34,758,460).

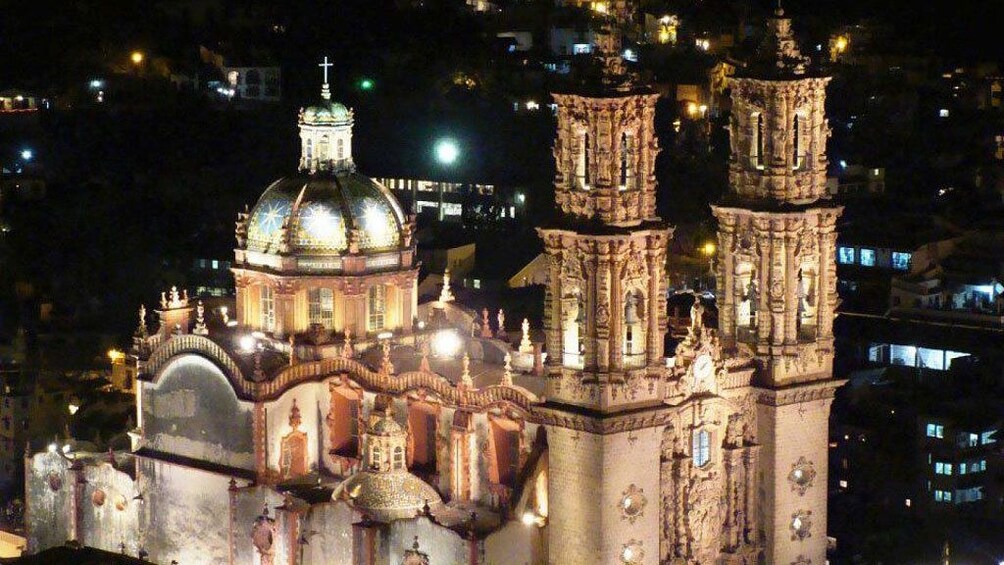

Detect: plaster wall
143,355,254,469
78,462,140,554
300,501,357,564
386,515,469,565
25,453,72,552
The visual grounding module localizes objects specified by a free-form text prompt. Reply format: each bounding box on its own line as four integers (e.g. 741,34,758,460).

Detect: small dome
245,173,407,256
370,414,404,436
302,101,351,125
332,469,443,522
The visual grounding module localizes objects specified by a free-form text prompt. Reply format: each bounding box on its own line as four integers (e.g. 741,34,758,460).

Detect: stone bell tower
711,9,842,564
536,8,674,563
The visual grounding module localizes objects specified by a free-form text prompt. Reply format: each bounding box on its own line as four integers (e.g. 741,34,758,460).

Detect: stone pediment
666,296,752,404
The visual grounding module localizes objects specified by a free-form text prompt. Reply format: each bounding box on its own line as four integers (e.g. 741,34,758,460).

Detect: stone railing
139,334,251,394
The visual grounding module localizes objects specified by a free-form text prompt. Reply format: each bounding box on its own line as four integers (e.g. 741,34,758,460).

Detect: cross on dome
318,56,334,100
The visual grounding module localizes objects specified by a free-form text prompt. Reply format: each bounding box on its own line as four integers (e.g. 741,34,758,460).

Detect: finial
438,268,455,303
519,318,532,353
380,339,395,375
288,335,296,367
496,309,506,339
501,352,513,387
341,329,353,359
135,304,148,338
288,399,302,429
193,300,208,336
318,56,334,100
160,291,167,309
419,341,431,373
480,308,492,339
460,352,473,388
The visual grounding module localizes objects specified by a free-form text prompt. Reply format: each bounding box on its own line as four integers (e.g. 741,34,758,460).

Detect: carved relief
787,456,816,496
251,505,278,565
619,484,647,524
790,510,812,541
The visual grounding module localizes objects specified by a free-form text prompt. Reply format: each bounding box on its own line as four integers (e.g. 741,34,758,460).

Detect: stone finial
460,352,473,388
220,305,230,325
380,339,395,375
501,353,513,387
480,308,492,339
169,286,180,307
160,292,168,309
135,304,148,338
341,329,353,359
288,335,296,367
419,341,432,373
519,318,532,353
289,399,302,429
438,269,455,303
496,309,506,339
193,301,209,336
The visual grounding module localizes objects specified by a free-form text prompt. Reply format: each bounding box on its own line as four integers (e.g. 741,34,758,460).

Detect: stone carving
403,536,430,565
788,456,816,496
251,504,278,565
619,484,647,524
790,510,812,541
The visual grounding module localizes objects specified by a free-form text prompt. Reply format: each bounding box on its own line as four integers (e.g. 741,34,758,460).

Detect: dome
332,469,443,522
301,100,351,125
370,414,404,436
245,173,407,256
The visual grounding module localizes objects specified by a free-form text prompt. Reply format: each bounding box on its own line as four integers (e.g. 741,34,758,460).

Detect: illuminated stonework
619,484,646,524
790,510,812,541
788,456,816,496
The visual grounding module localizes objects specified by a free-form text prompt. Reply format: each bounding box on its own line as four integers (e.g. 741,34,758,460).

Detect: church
24,8,840,565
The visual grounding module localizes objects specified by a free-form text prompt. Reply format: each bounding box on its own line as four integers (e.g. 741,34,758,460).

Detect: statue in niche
690,294,705,332
744,277,759,328
251,504,277,565
280,399,308,479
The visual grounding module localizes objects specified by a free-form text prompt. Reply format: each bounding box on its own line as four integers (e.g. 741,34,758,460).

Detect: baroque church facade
24,8,840,565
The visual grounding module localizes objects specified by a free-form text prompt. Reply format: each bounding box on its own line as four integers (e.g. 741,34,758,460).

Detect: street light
130,51,145,65
434,138,460,165
20,149,32,161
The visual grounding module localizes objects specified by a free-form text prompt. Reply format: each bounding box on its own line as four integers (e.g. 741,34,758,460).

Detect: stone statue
690,294,705,331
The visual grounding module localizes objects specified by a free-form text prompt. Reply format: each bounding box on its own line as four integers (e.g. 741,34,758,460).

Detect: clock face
693,354,713,391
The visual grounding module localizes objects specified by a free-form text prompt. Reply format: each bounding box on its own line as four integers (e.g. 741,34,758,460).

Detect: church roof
245,172,407,256
301,100,351,125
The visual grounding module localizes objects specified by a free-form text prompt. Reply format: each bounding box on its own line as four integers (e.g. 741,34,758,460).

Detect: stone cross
318,56,333,85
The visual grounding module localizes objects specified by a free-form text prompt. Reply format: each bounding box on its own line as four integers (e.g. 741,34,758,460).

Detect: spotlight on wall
239,335,257,353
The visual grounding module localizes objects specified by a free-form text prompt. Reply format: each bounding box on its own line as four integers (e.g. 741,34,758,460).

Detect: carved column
544,252,562,365
646,246,661,363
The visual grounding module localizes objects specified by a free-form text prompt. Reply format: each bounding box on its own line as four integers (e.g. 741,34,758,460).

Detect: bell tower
711,9,842,564
537,8,674,563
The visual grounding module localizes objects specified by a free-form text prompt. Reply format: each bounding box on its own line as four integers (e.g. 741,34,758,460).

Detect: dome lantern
299,56,355,175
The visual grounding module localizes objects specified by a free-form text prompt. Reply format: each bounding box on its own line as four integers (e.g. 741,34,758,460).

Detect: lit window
261,285,275,332
308,287,335,329
838,246,855,264
934,489,952,502
212,259,220,270
939,108,950,118
960,433,978,448
859,248,876,267
368,285,386,331
473,279,481,289
905,498,911,507
981,430,997,444
935,462,953,475
926,423,944,439
692,429,710,467
839,479,848,488
891,252,911,270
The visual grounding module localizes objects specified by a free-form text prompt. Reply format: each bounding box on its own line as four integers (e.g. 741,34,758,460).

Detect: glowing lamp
239,335,257,353
62,444,71,454
107,349,125,362
377,331,394,340
48,443,57,453
68,403,79,415
130,51,145,65
702,242,716,256
359,78,374,90
434,139,460,165
431,330,461,357
835,36,848,53
20,149,32,161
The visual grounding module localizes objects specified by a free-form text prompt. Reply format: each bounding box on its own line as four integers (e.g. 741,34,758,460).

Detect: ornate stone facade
712,9,843,565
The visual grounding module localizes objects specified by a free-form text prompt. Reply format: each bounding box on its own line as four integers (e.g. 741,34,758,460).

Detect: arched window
308,287,334,328
393,446,405,470
368,285,386,331
318,135,330,167
370,444,382,469
752,112,764,169
327,386,361,458
692,429,710,467
336,137,345,160
620,132,631,189
261,285,275,332
793,114,806,169
305,138,313,162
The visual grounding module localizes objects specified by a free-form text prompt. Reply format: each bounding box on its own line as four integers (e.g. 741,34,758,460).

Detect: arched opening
327,385,361,459
487,414,522,508
797,265,819,339
317,135,330,169
562,291,585,368
735,261,757,341
367,284,387,331
751,112,764,169
623,289,646,366
308,287,334,329
792,114,803,169
619,132,633,190
692,429,711,468
260,284,275,332
305,138,313,163
336,137,345,161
